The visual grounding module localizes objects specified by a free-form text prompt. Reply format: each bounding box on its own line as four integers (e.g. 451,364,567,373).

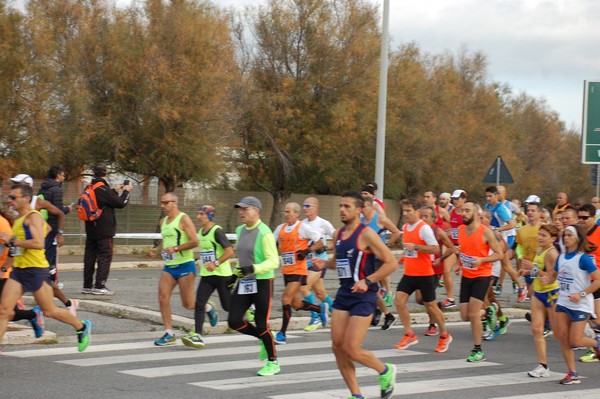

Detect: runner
443,189,468,308
312,191,397,399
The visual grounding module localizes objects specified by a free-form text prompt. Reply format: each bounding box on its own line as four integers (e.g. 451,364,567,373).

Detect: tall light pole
375,0,390,199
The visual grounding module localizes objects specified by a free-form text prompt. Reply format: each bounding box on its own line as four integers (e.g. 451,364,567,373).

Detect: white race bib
451,228,459,240
238,278,258,295
9,246,22,257
460,253,478,270
336,258,352,279
200,250,216,265
161,250,176,262
281,252,296,267
404,247,418,258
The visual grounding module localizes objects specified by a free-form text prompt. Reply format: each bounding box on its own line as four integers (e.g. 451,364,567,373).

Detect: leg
443,254,456,299
394,291,412,334
94,237,113,288
331,310,360,396
82,237,98,289
194,277,215,333
555,311,576,372
157,271,178,330
177,272,196,310
0,279,25,340
33,282,83,329
530,296,548,365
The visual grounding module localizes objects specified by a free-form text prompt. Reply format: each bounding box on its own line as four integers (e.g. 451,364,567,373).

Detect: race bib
200,250,216,265
460,253,478,270
404,247,417,258
9,246,22,257
451,228,459,240
238,278,258,295
281,252,296,267
161,250,176,262
557,274,573,293
336,258,352,279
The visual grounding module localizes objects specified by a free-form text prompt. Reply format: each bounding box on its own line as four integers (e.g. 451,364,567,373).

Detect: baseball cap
361,185,375,195
451,189,467,199
234,196,262,209
9,174,33,186
365,181,378,190
525,195,541,204
439,192,451,200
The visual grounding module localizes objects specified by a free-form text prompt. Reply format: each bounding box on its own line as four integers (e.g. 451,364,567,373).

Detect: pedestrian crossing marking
119,349,424,378
190,359,500,390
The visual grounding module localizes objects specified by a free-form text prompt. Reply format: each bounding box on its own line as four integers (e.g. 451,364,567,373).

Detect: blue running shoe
319,302,329,327
206,301,219,327
274,331,287,345
77,320,92,352
31,306,45,339
154,332,176,346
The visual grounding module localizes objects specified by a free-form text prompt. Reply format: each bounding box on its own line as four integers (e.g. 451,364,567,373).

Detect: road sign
482,156,514,184
581,80,600,163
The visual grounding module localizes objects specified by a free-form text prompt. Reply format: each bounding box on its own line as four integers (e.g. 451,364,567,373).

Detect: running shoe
498,315,510,335
466,348,485,363
274,331,287,345
443,298,456,308
371,309,382,327
154,332,176,346
81,287,93,294
395,334,418,350
182,334,205,349
30,306,45,339
559,371,580,385
92,287,115,296
257,360,280,376
16,298,26,310
68,299,79,317
438,278,445,288
383,292,394,308
378,363,396,399
513,281,519,293
245,305,256,323
206,301,219,327
517,285,528,303
319,302,329,327
543,327,553,338
485,304,497,331
259,340,268,361
528,364,550,378
525,312,531,322
381,313,396,330
579,349,599,362
484,328,500,341
304,316,321,332
493,284,502,296
77,320,92,352
424,324,438,336
435,333,453,353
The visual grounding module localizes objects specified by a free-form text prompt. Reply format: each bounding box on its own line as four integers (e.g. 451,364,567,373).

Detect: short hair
526,203,540,211
485,186,498,194
401,198,420,211
287,202,302,213
93,164,108,178
579,203,596,216
424,190,437,198
420,205,437,220
539,224,559,238
164,192,178,202
47,165,64,179
12,184,33,198
342,191,364,208
362,196,374,206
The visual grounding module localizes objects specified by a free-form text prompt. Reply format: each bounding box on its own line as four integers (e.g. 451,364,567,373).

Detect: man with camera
272,202,328,344
82,165,132,295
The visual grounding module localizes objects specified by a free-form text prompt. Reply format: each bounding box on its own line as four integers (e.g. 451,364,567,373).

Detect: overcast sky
221,0,600,131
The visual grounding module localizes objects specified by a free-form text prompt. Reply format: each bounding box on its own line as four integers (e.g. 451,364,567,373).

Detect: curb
2,323,58,345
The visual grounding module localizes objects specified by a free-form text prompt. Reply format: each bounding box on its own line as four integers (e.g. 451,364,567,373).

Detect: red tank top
449,208,463,244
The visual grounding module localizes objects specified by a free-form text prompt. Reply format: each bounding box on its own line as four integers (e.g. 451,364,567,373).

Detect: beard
463,215,475,225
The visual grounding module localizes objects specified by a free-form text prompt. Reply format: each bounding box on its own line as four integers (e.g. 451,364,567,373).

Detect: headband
565,225,579,241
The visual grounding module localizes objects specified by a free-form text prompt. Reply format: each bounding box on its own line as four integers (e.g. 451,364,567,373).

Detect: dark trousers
83,237,113,289
195,275,231,333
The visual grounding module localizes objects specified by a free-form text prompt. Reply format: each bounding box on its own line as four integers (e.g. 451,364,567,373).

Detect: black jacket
84,178,130,240
38,178,70,229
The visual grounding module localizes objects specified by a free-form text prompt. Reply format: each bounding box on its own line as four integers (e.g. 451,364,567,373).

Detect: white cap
439,192,451,200
9,174,33,186
525,195,541,204
451,189,467,199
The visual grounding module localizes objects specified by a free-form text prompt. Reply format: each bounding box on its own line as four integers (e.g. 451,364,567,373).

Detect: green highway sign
582,80,600,163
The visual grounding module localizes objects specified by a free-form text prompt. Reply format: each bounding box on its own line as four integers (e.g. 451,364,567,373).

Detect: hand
296,249,310,260
205,261,216,272
56,233,65,247
149,248,158,259
311,258,326,270
234,265,254,277
0,232,10,244
314,246,327,255
351,279,368,294
164,246,177,255
404,243,417,252
520,259,534,271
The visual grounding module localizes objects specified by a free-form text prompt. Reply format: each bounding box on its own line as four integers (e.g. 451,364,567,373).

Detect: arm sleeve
273,225,282,242
497,205,512,222
580,253,598,273
213,228,232,248
419,224,439,246
97,186,129,209
300,223,322,242
252,231,280,274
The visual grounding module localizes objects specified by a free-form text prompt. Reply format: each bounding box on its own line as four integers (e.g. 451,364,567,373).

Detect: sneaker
485,304,498,331
81,287,93,294
466,348,486,363
528,364,550,378
92,287,115,296
68,299,79,317
259,340,268,361
77,320,92,352
435,333,453,353
371,309,382,327
483,327,499,341
443,298,456,308
383,292,394,307
560,371,581,385
154,332,176,346
517,285,528,303
493,284,502,296
381,313,396,330
257,360,280,376
206,301,219,327
378,363,396,399
525,312,531,322
319,302,329,327
395,334,418,350
513,281,519,293
182,334,205,349
304,316,321,332
30,306,45,339
498,316,510,335
424,324,438,336
579,348,599,362
543,327,553,338
274,331,287,345
245,304,256,322
438,278,445,288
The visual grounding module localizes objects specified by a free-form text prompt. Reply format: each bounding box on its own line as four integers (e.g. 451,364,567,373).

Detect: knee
183,301,195,310
0,305,12,320
228,318,244,331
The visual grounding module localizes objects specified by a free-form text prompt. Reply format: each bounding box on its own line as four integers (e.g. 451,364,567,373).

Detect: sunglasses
303,204,313,208
578,215,591,220
161,200,175,205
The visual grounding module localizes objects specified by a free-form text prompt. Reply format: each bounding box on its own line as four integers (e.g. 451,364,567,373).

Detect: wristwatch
414,245,420,252
364,277,373,285
174,246,179,252
215,260,221,266
580,291,587,297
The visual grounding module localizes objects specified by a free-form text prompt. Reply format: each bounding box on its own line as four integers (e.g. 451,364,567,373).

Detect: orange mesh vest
402,220,435,277
458,224,492,278
278,222,309,276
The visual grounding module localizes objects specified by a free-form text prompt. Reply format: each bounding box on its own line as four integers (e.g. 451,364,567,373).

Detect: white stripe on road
57,341,333,367
490,388,597,399
190,359,500,390
268,371,568,398
119,349,425,378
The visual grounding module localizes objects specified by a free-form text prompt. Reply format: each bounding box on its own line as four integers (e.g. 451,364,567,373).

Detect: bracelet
215,260,221,267
530,266,539,278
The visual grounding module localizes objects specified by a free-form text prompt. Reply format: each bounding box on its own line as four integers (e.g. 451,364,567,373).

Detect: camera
124,179,130,185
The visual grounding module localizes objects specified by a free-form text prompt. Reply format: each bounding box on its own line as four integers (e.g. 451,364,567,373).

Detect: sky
219,0,600,131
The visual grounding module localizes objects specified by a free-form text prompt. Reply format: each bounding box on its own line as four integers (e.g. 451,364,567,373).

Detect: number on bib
238,278,258,295
200,250,216,265
336,258,352,279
